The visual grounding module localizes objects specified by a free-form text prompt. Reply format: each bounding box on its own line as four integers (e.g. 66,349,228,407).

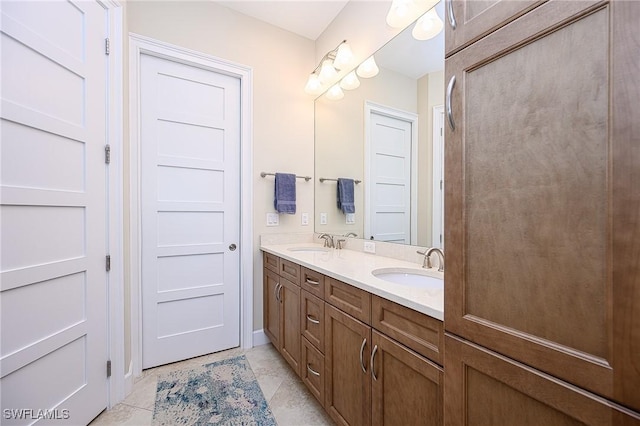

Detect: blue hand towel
337,178,355,214
274,173,296,214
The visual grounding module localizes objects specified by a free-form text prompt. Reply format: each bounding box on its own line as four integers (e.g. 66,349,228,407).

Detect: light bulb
318,60,338,84
325,84,344,101
386,0,416,28
340,71,360,90
356,56,379,79
333,42,354,70
304,73,323,95
412,8,444,40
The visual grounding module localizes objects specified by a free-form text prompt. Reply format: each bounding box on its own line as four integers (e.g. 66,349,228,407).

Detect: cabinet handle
276,283,282,302
447,0,457,30
446,75,456,131
370,345,379,381
359,338,368,374
274,283,280,302
307,363,321,377
306,314,320,324
305,278,320,286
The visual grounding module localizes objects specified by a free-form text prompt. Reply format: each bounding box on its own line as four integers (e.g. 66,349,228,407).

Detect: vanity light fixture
356,56,380,78
304,40,354,95
386,0,419,29
412,7,443,40
340,70,361,90
325,84,345,101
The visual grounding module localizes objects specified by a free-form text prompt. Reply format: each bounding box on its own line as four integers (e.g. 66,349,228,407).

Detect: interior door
367,111,413,243
140,53,241,369
0,1,109,424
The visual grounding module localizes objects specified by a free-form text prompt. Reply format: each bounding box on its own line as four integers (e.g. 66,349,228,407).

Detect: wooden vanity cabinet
325,304,372,426
262,252,301,376
444,0,544,56
445,0,640,418
371,331,443,426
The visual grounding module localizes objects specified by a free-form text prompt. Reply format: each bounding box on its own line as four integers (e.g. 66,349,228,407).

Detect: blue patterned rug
152,355,277,425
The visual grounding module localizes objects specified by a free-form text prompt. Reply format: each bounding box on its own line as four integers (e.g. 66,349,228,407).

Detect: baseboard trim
252,329,270,347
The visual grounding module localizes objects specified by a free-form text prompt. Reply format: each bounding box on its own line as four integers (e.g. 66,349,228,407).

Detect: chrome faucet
343,232,358,238
318,233,335,248
416,247,445,272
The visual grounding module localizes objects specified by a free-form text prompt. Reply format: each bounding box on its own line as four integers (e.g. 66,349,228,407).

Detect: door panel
368,111,412,243
141,54,240,368
0,1,109,423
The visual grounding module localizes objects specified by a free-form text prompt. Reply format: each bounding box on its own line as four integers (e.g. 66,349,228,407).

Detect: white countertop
260,242,444,321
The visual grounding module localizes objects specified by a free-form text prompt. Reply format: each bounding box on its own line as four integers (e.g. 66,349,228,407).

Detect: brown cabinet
444,0,544,56
371,331,443,426
445,0,640,419
301,289,325,353
262,253,301,376
445,334,640,425
325,304,372,426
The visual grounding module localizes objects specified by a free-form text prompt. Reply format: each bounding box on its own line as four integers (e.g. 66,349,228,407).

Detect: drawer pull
359,338,368,374
305,278,320,286
447,0,457,30
370,345,379,381
446,75,456,131
307,364,321,377
306,314,320,324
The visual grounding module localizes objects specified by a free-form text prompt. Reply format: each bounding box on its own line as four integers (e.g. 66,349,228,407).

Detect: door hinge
106,255,111,272
440,180,443,190
105,144,111,164
105,38,110,56
106,360,112,378
440,127,443,136
440,234,443,244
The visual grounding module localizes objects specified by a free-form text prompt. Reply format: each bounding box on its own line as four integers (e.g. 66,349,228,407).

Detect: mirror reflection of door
432,105,445,248
364,102,418,244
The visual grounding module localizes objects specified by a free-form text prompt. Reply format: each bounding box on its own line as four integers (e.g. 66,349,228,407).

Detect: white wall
124,1,316,367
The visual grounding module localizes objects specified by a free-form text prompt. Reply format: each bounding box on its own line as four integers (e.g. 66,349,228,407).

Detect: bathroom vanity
261,242,444,425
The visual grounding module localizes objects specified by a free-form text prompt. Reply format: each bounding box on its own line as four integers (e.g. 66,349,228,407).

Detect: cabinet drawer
301,290,325,353
301,337,325,408
301,267,325,299
372,295,444,365
263,251,279,273
325,278,371,324
279,258,301,285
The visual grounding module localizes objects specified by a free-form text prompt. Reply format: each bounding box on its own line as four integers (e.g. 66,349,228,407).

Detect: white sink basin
287,246,331,253
372,268,443,290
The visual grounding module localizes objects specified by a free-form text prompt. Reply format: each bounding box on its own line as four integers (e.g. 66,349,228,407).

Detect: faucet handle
416,248,433,269
336,239,346,249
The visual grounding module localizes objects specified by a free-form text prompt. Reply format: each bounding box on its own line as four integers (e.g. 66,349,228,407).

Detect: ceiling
217,0,444,77
217,1,349,40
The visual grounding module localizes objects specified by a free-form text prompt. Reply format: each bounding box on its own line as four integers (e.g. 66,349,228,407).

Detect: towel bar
261,172,311,182
319,177,362,184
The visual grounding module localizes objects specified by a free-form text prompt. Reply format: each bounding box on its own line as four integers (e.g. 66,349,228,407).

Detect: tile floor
89,343,333,425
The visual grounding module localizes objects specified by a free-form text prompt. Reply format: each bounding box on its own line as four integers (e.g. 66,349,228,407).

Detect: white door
140,54,241,369
367,111,414,243
0,1,109,424
432,105,445,248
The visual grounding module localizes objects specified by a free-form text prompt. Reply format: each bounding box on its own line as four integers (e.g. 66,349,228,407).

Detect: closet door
444,0,640,411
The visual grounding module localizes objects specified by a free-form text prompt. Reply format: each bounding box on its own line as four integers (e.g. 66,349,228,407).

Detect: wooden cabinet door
301,290,325,352
263,268,280,348
444,1,640,410
279,277,301,376
444,0,544,56
302,336,325,408
371,331,443,426
445,334,640,425
325,304,371,426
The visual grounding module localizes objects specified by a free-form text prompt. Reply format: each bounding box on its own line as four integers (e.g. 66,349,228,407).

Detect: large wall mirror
314,2,445,247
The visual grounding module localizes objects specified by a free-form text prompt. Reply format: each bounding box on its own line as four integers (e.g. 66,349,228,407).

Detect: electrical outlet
266,213,279,226
364,241,376,254
320,212,328,225
301,212,309,226
346,213,355,224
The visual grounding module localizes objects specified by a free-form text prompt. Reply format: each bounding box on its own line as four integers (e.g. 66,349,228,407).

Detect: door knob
229,243,237,251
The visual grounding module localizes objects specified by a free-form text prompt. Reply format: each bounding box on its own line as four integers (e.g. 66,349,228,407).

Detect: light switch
320,213,328,225
346,213,355,224
301,212,309,226
266,213,279,226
